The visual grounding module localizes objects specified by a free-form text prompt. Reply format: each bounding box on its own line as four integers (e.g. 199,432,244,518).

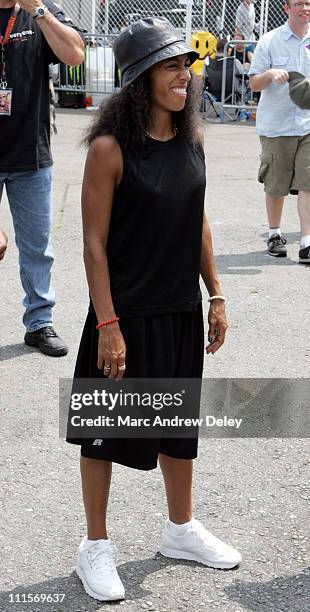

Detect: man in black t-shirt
0,0,84,356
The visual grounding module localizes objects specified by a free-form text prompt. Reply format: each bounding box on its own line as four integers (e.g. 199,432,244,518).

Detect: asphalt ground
0,111,309,612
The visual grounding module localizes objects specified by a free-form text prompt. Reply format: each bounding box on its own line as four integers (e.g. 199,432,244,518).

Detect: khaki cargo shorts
258,134,310,196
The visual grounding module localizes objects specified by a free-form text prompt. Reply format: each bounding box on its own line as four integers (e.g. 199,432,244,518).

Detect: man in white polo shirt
249,1,310,263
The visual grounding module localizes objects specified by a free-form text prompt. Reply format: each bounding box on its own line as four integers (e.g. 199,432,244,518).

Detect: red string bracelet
96,317,120,330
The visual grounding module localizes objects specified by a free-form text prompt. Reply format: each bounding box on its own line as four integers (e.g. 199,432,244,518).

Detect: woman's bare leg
80,456,112,540
159,454,193,524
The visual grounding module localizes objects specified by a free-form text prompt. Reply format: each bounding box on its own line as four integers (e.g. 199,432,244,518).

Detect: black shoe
267,234,287,257
24,326,68,357
299,245,310,264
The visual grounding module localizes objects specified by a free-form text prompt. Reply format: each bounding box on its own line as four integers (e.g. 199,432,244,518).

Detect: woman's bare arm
82,135,126,378
82,135,122,321
197,128,228,354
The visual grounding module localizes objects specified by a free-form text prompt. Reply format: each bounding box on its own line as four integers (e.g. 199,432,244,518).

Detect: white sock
269,227,281,239
168,519,192,534
300,234,310,249
84,537,109,548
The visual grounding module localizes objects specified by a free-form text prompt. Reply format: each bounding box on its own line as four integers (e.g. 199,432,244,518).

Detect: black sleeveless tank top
91,133,206,317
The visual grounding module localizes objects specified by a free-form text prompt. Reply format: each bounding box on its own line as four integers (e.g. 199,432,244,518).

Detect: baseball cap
288,71,310,110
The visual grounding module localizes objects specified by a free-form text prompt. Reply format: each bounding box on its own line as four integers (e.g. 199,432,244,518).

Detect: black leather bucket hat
113,16,199,87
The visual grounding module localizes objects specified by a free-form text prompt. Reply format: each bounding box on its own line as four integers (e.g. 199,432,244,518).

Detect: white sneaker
159,518,242,569
76,536,125,601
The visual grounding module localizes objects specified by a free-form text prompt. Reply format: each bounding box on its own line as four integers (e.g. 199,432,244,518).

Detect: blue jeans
0,166,55,331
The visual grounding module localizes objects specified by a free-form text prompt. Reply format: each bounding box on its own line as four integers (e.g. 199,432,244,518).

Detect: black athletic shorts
66,304,204,470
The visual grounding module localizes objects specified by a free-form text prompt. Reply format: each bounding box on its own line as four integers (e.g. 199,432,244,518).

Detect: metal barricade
54,34,118,106
220,39,258,122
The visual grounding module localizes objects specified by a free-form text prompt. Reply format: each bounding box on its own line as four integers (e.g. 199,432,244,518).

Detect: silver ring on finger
118,363,126,371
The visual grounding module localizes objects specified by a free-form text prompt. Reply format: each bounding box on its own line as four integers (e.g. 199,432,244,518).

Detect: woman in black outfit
67,16,242,603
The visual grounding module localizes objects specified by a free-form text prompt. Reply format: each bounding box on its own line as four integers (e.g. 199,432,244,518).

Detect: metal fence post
220,0,227,36
186,0,193,46
91,0,96,33
264,0,270,34
202,0,206,30
259,0,265,38
179,0,193,47
220,40,228,123
105,0,109,35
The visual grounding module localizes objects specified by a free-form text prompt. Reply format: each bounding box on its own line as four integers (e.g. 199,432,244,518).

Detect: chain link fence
59,0,287,37
54,1,289,102
262,0,288,33
59,0,190,33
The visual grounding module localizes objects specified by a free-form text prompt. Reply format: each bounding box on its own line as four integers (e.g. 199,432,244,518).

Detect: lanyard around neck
0,4,19,46
0,4,19,88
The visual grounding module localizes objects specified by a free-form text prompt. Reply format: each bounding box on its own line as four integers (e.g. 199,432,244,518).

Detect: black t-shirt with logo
0,1,84,172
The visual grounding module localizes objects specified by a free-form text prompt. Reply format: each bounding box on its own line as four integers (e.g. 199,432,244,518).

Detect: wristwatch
33,4,48,19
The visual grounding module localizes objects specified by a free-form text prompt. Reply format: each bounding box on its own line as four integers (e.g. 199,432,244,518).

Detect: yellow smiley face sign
191,31,217,77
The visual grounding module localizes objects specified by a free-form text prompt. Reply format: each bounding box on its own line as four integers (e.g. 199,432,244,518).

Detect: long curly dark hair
84,69,203,150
